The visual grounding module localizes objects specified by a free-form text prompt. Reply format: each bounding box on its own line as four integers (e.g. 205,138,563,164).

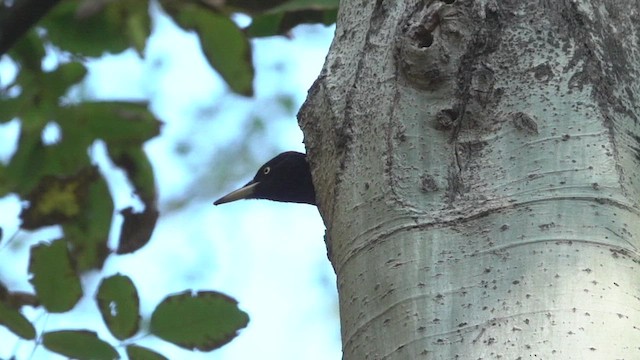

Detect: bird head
214,151,316,205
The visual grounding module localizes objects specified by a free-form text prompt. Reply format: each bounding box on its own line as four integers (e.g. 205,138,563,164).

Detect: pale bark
300,0,640,359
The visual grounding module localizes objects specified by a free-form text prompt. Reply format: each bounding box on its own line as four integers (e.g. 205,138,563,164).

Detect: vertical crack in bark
453,2,503,134
385,73,404,204
446,141,463,204
453,142,462,173
445,2,504,204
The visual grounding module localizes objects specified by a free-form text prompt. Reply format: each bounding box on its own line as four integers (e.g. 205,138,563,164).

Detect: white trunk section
299,1,640,358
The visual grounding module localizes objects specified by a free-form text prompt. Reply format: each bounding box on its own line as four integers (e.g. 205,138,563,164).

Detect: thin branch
0,0,62,56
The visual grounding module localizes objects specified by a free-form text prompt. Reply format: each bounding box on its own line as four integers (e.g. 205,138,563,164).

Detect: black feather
214,152,315,205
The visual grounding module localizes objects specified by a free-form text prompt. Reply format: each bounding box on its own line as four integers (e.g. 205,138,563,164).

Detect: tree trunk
299,0,640,359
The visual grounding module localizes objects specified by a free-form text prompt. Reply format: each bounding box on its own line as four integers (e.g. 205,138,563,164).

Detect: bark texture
299,0,640,358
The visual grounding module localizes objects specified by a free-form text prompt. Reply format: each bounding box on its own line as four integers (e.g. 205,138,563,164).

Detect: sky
0,5,341,360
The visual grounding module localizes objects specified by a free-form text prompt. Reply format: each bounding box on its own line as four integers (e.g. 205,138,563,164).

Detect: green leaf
245,0,338,38
223,0,289,13
96,274,140,340
62,171,114,271
270,0,339,12
119,1,152,56
150,290,249,351
126,345,168,360
28,239,82,312
116,206,158,254
17,166,113,270
0,300,36,339
108,145,157,203
6,100,159,265
42,330,120,360
2,128,92,196
0,98,23,123
42,0,150,57
2,101,160,195
42,62,88,100
7,31,46,71
247,9,337,37
107,144,158,255
20,167,100,229
166,3,254,96
15,61,87,112
245,12,285,38
55,101,161,145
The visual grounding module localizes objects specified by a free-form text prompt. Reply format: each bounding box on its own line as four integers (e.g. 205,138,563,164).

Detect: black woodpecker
214,151,316,205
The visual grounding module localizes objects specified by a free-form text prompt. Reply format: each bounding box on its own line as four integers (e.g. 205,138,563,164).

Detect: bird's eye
263,166,271,175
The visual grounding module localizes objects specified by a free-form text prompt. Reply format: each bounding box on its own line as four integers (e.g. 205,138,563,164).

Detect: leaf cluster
0,0,337,358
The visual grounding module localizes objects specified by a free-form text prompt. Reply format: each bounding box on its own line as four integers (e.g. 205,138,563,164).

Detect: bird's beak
214,181,259,205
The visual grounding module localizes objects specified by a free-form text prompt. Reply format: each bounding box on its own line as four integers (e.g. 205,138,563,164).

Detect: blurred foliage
42,330,121,360
96,274,141,340
0,0,337,358
150,291,250,351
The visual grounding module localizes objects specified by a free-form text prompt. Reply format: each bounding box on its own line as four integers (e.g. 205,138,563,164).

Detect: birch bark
300,1,640,358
